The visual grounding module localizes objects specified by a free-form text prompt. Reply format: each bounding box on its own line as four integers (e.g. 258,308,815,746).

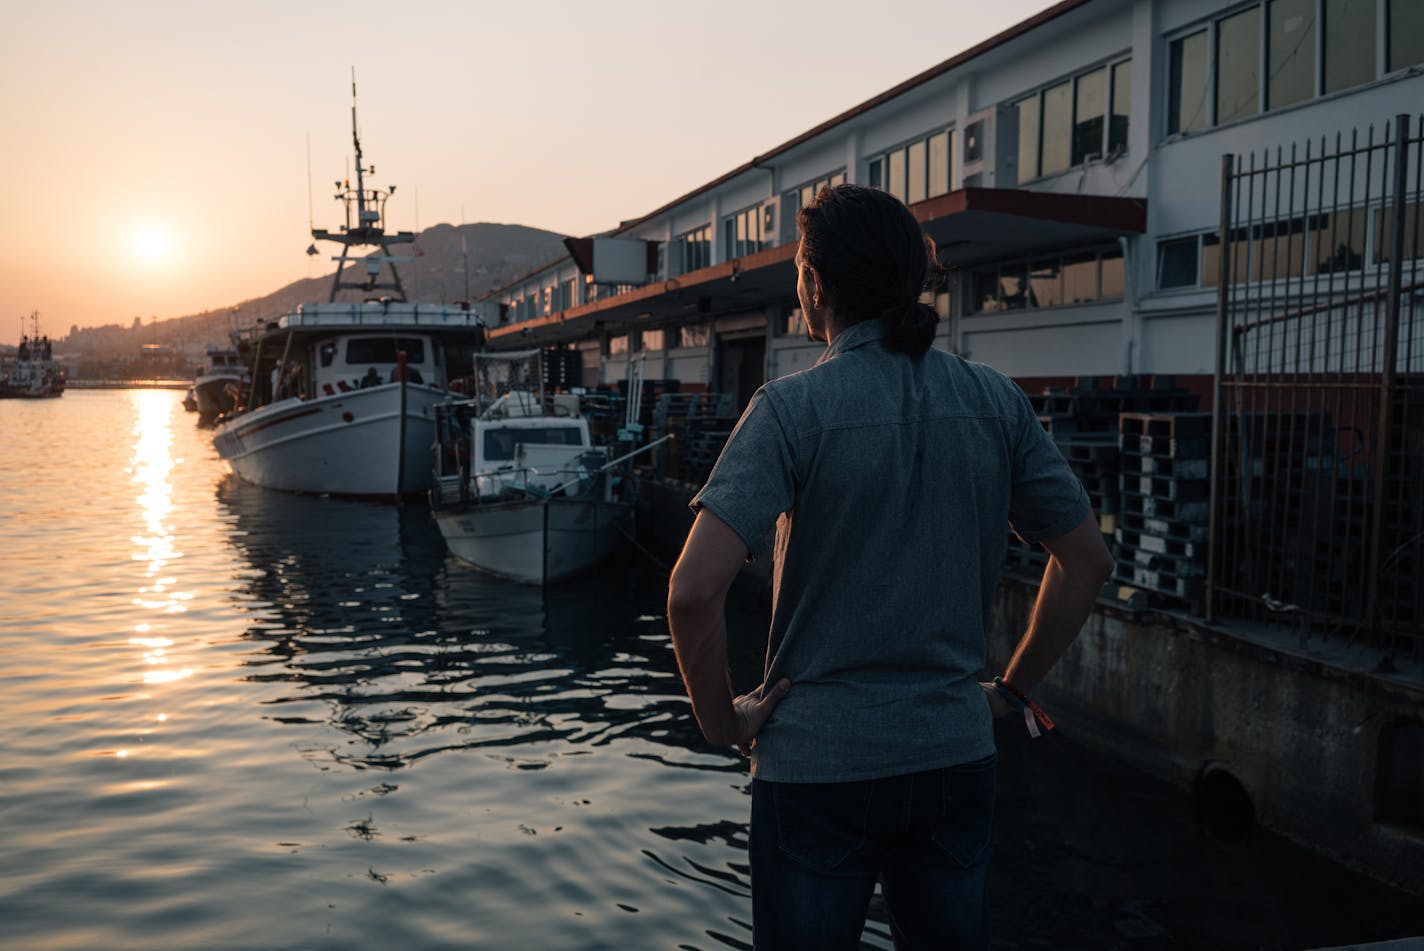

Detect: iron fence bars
1209,114,1424,662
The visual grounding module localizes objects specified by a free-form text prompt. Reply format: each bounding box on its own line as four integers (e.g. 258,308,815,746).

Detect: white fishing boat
1,312,65,399
212,80,493,499
430,351,668,584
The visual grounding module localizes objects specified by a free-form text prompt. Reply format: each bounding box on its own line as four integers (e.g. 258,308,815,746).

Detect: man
666,185,1113,949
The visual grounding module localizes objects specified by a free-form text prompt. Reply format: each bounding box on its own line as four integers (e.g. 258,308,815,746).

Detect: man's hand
730,678,791,754
979,681,1014,719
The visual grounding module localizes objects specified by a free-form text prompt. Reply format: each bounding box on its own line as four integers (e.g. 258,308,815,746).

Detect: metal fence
1208,114,1424,663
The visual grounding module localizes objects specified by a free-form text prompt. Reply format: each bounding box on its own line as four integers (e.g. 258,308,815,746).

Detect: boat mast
309,71,416,303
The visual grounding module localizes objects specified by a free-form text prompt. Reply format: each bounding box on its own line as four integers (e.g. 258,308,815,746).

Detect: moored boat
1,312,65,399
430,351,667,584
212,81,493,499
192,342,249,422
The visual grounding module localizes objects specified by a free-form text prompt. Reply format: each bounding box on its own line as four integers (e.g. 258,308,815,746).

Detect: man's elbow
667,568,720,626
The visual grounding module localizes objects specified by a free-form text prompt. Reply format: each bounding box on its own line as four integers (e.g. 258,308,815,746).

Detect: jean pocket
772,780,874,875
926,755,997,869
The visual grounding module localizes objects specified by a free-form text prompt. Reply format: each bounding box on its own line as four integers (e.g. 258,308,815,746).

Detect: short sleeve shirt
691,320,1089,782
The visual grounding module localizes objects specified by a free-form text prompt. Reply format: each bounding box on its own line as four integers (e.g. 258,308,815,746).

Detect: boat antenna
308,69,415,302
305,132,314,231
461,206,471,302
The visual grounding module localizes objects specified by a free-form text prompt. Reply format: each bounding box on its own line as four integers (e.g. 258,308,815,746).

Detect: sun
134,229,170,260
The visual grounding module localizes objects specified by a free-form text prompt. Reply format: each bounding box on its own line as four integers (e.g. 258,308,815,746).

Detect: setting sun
133,229,170,260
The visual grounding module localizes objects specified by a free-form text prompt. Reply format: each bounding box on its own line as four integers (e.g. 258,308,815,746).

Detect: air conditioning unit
760,197,779,245
959,105,1019,189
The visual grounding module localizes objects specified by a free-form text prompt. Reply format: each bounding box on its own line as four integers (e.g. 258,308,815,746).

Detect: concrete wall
988,579,1424,895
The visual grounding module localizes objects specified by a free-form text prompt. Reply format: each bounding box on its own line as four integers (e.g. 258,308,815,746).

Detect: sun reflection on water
127,391,192,697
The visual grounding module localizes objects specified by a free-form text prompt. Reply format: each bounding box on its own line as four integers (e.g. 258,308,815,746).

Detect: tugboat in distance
1,312,65,399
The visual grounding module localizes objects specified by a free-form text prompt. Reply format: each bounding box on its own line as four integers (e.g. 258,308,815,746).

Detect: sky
0,0,1054,345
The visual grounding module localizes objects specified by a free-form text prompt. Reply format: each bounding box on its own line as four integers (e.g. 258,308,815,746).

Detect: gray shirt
691,320,1089,782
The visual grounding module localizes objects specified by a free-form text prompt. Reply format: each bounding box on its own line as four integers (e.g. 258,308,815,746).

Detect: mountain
63,222,569,367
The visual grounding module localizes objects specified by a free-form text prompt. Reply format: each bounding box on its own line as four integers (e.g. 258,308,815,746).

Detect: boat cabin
470,415,597,498
310,333,445,397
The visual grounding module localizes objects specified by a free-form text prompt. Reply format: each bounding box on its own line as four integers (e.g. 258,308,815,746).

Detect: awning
489,188,1146,348
914,188,1147,266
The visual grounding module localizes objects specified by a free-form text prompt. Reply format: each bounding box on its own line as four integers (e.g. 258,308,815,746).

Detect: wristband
992,676,1055,738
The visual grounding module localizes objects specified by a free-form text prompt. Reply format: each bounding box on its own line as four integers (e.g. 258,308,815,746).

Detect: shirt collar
815,319,885,366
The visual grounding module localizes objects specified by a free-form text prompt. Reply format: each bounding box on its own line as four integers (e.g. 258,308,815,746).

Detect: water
1,390,1420,951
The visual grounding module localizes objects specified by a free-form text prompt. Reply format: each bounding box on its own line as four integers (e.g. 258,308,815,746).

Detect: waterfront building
481,0,1424,895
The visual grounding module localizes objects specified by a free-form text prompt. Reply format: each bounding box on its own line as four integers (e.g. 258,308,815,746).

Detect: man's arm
667,510,789,747
987,513,1114,715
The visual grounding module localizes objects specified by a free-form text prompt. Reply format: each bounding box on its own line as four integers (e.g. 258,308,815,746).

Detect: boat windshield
346,338,426,364
483,427,584,461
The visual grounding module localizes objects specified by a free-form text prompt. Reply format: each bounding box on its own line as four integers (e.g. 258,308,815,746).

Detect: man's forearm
1003,554,1106,694
668,600,738,745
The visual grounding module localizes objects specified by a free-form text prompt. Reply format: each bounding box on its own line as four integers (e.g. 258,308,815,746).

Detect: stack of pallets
652,393,735,484
1007,376,1201,579
1115,411,1212,610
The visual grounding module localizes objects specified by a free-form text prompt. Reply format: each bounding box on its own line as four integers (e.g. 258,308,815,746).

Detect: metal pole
1365,114,1410,631
1207,152,1235,624
396,350,408,499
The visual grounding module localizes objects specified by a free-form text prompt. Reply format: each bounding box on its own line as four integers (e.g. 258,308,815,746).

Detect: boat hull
433,496,630,585
194,372,242,418
212,383,444,497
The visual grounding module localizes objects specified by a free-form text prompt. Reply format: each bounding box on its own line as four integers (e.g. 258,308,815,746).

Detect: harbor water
1,390,1420,950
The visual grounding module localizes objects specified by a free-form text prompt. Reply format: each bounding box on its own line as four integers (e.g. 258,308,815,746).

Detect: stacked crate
1115,412,1212,610
1006,376,1201,579
651,392,734,484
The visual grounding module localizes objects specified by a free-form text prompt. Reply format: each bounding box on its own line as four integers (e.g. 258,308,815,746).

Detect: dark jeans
750,755,996,951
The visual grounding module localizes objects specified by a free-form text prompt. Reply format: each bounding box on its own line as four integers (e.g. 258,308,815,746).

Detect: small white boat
430,352,668,585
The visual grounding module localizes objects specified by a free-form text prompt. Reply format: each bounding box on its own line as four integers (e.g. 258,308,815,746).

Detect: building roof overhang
487,188,1146,349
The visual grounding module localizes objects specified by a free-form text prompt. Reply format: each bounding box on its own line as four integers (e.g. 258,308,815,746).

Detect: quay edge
988,577,1424,898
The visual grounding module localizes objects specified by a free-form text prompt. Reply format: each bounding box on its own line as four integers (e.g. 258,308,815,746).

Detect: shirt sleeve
1006,385,1092,544
689,387,798,560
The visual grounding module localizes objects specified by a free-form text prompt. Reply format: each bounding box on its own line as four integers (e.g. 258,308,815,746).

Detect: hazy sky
0,0,1053,345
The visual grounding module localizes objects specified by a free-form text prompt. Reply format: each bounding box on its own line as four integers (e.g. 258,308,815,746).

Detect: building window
1157,236,1200,289
967,246,1124,313
1267,0,1316,110
1109,61,1132,153
1217,7,1261,125
1072,68,1107,164
724,204,767,261
608,335,629,356
1390,0,1424,70
1016,94,1040,181
782,171,848,238
868,129,954,205
1325,0,1376,93
678,323,710,349
928,129,951,196
673,225,712,275
1169,31,1209,134
1156,206,1389,290
1169,0,1411,137
1015,59,1130,180
1373,201,1424,264
642,328,666,351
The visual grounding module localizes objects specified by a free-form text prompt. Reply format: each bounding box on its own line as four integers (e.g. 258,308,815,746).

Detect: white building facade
483,0,1422,410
